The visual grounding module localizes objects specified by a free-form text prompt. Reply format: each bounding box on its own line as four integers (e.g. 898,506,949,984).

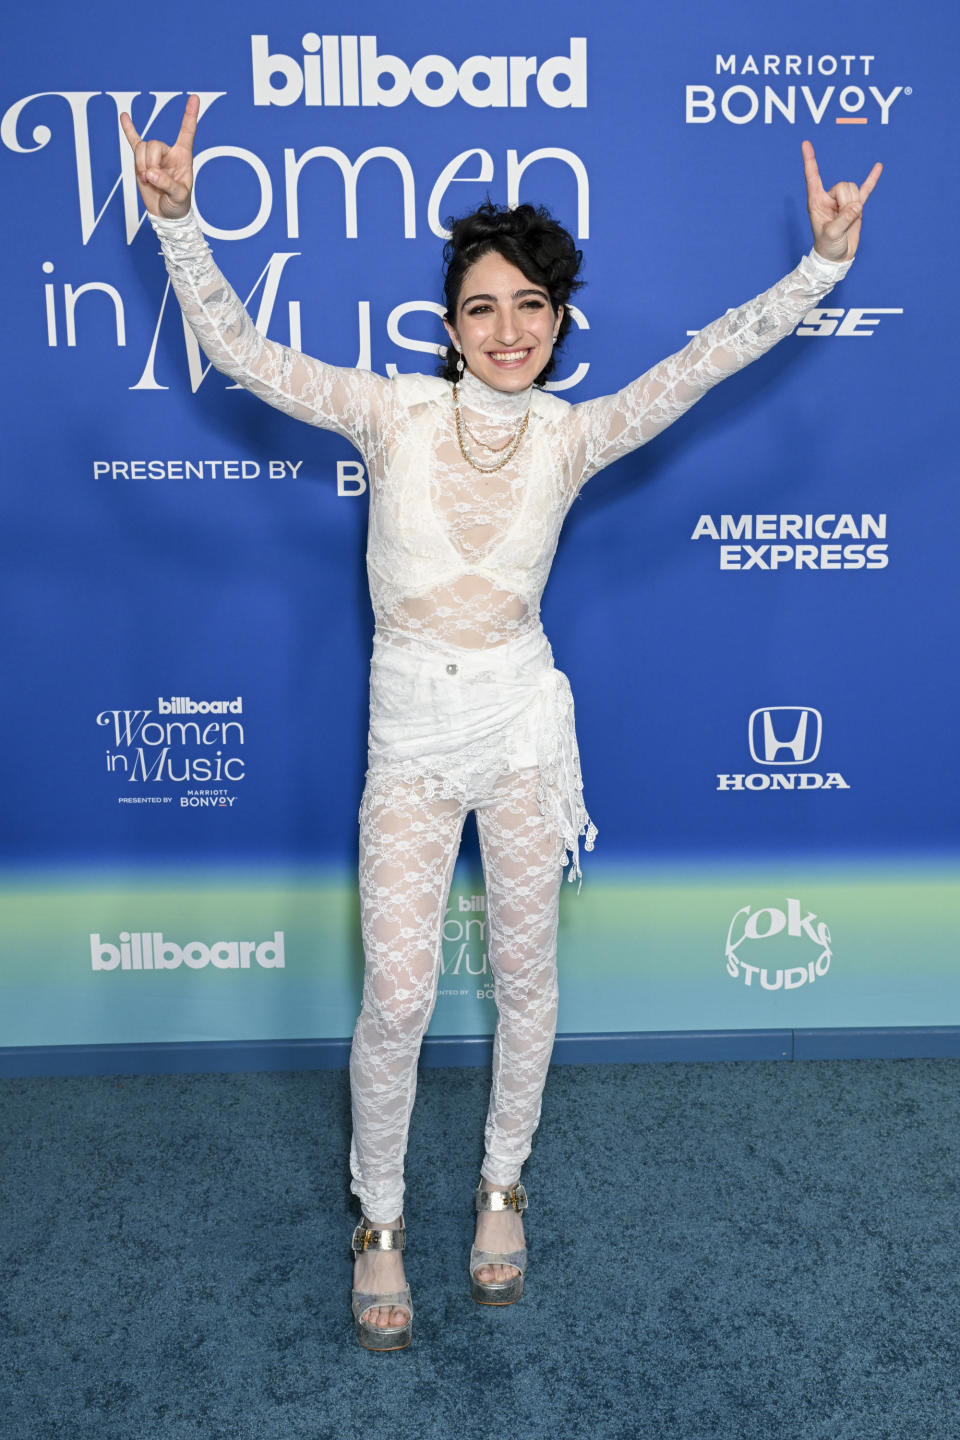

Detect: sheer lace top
150,211,850,651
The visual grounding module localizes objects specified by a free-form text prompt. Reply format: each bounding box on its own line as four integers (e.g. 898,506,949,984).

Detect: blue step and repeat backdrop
1,0,957,1069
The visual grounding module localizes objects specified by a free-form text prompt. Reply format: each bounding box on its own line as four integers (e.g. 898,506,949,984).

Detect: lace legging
349,767,563,1223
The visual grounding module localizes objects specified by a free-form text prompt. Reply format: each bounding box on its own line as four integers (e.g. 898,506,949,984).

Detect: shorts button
446,663,458,675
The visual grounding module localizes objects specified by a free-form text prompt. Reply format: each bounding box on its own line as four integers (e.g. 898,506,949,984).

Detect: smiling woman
450,255,558,390
120,92,880,1353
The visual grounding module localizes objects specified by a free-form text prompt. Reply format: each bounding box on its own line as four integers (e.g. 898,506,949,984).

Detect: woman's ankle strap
475,1183,528,1213
352,1216,407,1253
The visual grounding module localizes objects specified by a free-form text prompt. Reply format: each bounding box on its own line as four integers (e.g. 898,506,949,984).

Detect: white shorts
365,625,596,881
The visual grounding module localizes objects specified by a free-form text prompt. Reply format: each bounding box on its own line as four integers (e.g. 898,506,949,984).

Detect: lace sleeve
148,209,392,450
568,248,853,490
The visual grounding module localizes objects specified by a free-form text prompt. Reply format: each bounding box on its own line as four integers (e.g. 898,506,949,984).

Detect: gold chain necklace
460,415,516,453
453,383,530,473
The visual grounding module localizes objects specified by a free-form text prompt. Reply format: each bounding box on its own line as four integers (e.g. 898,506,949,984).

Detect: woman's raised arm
564,145,882,493
120,95,392,449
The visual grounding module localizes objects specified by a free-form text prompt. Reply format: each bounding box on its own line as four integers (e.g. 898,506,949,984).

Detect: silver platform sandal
469,1182,528,1305
350,1215,413,1351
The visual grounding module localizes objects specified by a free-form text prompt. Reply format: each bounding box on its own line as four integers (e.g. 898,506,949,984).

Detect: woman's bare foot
473,1179,525,1284
353,1218,410,1330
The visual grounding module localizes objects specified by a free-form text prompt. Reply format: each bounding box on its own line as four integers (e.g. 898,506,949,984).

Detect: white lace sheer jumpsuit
149,210,850,1222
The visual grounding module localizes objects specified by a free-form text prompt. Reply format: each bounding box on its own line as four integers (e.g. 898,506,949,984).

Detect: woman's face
443,249,562,393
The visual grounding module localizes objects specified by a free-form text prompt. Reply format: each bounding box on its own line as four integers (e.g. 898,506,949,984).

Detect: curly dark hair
438,200,584,387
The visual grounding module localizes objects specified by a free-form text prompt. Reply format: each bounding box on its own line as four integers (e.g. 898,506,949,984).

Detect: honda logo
748,708,822,766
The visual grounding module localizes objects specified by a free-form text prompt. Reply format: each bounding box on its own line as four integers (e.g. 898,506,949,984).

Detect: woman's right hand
119,93,198,219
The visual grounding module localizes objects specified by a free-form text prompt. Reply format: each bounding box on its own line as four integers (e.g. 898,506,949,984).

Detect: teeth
489,350,529,361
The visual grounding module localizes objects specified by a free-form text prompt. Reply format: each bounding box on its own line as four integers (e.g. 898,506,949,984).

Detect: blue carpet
2,1058,958,1439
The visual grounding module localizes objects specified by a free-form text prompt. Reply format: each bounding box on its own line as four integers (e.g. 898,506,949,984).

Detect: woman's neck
457,367,533,423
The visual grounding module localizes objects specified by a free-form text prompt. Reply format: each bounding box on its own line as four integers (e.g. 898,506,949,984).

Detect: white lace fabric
149,211,850,660
351,766,562,1220
150,210,850,1218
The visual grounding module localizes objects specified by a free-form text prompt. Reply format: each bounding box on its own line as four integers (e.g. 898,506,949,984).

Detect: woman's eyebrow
460,287,550,306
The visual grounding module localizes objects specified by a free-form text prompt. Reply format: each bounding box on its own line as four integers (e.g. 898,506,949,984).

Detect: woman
121,96,881,1352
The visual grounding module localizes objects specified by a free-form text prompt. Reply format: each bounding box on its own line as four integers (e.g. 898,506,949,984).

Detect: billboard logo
90,931,284,971
717,708,849,791
749,707,822,766
725,898,832,990
158,695,242,715
252,34,587,109
97,698,246,791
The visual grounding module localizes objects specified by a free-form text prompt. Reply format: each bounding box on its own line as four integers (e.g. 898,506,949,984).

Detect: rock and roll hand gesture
120,93,198,220
803,140,882,262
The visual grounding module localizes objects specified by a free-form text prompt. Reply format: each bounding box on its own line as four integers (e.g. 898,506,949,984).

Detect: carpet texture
2,1058,958,1439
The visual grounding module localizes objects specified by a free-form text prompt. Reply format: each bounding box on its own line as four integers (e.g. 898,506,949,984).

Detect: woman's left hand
803,140,883,262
